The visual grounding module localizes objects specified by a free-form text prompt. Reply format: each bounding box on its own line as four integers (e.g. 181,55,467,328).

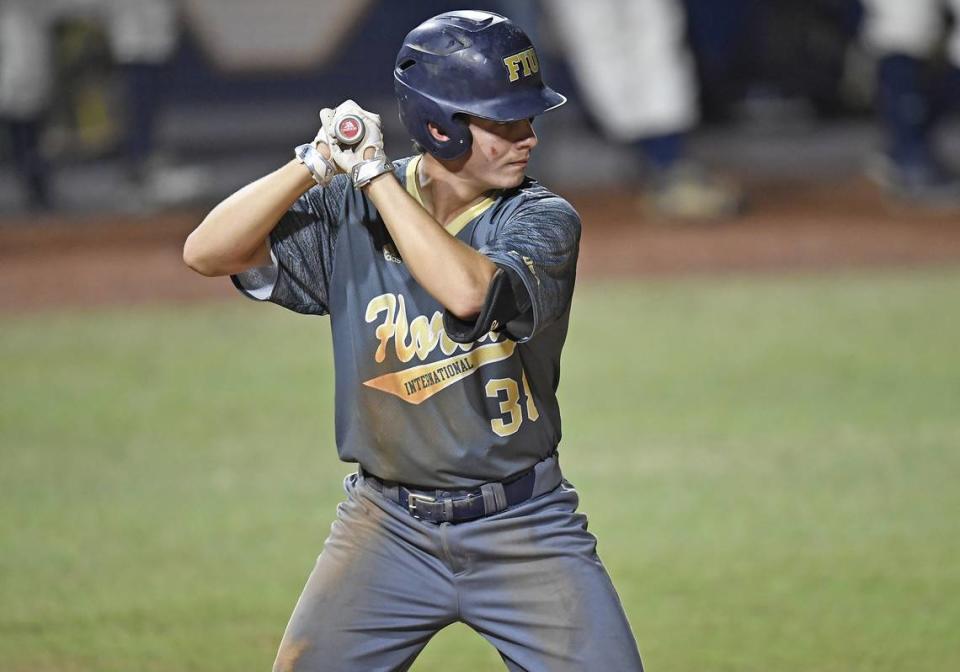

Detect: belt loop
442,498,454,522
480,482,508,514
480,484,496,513
383,483,399,502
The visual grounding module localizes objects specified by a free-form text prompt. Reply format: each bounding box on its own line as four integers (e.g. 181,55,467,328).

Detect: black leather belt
362,465,538,524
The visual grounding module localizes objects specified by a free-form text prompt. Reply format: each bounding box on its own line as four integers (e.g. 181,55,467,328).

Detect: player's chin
498,162,529,187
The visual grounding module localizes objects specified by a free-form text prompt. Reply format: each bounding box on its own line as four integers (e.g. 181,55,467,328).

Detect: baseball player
184,10,644,671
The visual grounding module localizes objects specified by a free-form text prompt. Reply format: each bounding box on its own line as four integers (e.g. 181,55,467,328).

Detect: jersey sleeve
232,174,351,315
480,194,581,341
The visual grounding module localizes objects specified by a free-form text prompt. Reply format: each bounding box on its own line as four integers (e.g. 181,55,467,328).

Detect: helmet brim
463,85,567,123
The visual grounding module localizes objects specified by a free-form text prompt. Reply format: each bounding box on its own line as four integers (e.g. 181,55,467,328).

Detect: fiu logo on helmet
503,47,540,82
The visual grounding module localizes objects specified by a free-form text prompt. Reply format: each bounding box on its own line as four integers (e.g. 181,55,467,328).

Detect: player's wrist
295,142,337,186
288,158,322,190
359,170,396,195
352,153,394,189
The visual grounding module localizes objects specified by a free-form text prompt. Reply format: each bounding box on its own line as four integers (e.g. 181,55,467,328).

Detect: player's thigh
273,476,456,672
459,484,644,671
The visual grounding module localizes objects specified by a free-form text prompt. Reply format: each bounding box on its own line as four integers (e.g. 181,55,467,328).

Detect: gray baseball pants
273,457,644,671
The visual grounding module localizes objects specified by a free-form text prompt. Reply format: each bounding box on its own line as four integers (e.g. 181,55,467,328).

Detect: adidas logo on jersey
383,243,402,264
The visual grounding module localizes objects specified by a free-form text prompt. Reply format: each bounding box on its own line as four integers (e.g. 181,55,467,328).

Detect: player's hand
293,115,341,186
321,100,386,174
307,120,337,166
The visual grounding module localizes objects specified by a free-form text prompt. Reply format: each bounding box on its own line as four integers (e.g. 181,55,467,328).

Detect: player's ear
427,122,450,142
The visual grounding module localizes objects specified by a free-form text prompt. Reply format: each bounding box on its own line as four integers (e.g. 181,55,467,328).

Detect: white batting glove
322,100,393,187
294,117,338,186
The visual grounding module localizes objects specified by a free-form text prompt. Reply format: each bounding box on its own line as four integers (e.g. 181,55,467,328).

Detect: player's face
464,117,538,189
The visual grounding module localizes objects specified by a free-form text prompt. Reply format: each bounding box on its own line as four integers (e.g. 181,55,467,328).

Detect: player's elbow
446,267,497,320
445,286,487,321
182,233,224,277
446,300,481,322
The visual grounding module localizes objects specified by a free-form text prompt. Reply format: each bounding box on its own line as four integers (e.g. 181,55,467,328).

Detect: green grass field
2,268,958,671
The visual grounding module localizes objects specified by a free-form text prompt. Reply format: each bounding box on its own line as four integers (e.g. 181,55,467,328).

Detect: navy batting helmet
394,10,566,161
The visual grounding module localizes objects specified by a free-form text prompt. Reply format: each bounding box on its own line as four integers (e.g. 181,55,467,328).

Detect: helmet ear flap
432,115,473,161
397,83,472,160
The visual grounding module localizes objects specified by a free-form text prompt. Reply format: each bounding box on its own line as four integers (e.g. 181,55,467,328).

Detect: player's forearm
364,175,496,319
184,160,315,277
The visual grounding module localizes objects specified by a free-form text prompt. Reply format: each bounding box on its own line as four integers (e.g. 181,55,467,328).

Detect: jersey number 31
484,371,540,437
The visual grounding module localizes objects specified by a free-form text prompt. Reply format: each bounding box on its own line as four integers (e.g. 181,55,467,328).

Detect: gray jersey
234,156,580,489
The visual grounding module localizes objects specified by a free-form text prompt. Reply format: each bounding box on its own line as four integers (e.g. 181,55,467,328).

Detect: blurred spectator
684,0,864,123
861,0,960,207
0,1,56,209
682,0,758,124
543,0,744,221
0,0,181,211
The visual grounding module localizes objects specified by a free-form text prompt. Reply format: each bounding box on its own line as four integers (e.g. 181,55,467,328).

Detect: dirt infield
1,176,959,314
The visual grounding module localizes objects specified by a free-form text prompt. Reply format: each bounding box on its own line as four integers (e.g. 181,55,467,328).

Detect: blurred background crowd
3,7,958,669
1,0,959,220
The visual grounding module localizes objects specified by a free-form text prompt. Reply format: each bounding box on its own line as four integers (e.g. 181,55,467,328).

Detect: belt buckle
406,492,436,519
